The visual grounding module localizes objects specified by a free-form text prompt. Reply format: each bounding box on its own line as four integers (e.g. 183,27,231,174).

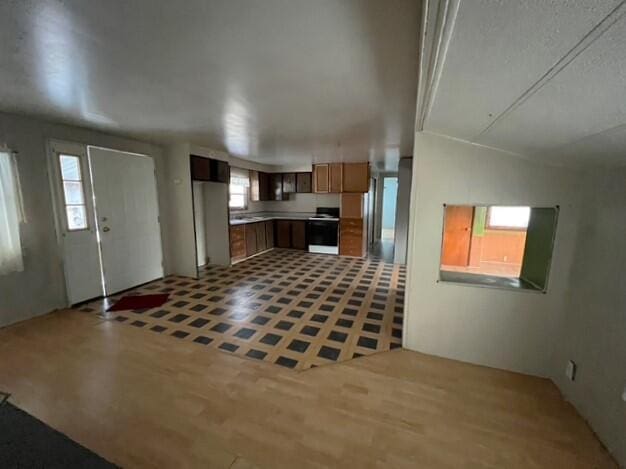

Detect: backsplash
234,193,339,216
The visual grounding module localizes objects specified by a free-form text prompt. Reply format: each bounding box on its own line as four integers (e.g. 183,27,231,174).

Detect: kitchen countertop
229,212,314,226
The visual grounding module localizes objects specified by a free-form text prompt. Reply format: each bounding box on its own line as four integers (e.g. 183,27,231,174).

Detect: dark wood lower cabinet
255,222,267,252
291,221,307,249
276,220,291,248
276,220,307,249
245,224,257,257
230,226,246,260
232,219,307,262
265,221,275,248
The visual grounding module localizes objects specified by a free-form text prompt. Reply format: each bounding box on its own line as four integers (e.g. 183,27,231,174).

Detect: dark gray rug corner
0,400,119,468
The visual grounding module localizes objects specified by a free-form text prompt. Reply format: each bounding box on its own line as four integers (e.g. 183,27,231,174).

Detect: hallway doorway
381,177,398,240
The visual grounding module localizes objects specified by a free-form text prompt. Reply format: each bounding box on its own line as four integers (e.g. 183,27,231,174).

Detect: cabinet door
249,170,260,201
245,223,257,256
256,222,267,252
282,173,296,193
270,173,283,200
313,164,329,193
209,159,229,183
190,155,210,181
259,172,270,201
276,220,291,248
329,163,343,193
296,172,312,193
342,163,369,192
340,193,363,219
265,221,275,248
230,225,246,260
291,221,307,250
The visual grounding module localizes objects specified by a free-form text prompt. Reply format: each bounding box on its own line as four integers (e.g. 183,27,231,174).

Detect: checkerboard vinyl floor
80,249,405,371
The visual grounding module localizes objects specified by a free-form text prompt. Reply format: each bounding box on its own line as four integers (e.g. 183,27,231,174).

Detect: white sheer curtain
0,150,25,274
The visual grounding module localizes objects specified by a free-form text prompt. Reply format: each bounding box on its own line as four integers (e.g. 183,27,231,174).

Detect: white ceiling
422,0,626,167
0,0,421,169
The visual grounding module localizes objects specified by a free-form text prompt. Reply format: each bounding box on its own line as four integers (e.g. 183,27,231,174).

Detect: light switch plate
565,360,577,381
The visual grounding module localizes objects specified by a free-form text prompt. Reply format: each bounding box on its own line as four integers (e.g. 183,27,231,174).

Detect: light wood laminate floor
0,311,616,468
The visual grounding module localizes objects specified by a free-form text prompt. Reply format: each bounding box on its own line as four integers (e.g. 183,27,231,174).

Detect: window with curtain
0,149,25,275
229,167,250,210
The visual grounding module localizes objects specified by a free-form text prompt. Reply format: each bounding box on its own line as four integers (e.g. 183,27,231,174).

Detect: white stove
308,208,340,255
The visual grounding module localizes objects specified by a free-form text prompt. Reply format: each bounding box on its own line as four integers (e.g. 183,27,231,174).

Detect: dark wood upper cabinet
296,172,312,193
282,173,296,193
269,173,283,200
190,155,229,183
190,155,211,181
210,159,229,183
258,172,270,201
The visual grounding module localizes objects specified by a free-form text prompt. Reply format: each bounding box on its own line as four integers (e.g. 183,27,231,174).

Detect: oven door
308,220,339,247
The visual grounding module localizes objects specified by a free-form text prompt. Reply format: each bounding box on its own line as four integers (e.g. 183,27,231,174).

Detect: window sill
438,270,544,293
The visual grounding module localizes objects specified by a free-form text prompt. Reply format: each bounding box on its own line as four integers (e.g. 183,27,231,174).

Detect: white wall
393,157,412,264
192,182,207,266
203,182,231,266
405,132,581,377
550,167,626,466
162,143,197,278
0,112,167,328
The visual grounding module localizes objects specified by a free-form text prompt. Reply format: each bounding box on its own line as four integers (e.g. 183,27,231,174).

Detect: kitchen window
229,167,250,210
0,148,25,275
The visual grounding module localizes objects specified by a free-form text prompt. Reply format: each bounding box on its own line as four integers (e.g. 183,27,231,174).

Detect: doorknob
102,226,111,232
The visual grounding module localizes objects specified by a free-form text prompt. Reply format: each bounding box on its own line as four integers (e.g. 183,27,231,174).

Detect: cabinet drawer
340,243,363,257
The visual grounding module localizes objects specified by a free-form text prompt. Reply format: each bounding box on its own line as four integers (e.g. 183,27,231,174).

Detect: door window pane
63,181,85,204
60,155,82,180
59,154,88,230
66,205,87,230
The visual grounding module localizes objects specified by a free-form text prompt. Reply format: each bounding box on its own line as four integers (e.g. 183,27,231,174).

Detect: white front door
88,147,163,295
49,141,104,305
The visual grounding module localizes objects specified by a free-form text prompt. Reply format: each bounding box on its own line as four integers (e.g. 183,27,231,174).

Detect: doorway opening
381,177,398,241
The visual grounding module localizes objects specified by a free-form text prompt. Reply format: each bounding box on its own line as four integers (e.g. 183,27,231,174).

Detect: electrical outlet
565,360,577,381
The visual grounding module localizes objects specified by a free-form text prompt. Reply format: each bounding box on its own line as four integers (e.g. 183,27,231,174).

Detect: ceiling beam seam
415,0,460,132
474,0,626,141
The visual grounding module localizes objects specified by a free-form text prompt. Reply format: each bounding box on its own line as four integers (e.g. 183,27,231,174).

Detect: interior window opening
439,205,558,292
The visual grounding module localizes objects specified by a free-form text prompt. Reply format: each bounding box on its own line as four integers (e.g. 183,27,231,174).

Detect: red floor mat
107,294,169,312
